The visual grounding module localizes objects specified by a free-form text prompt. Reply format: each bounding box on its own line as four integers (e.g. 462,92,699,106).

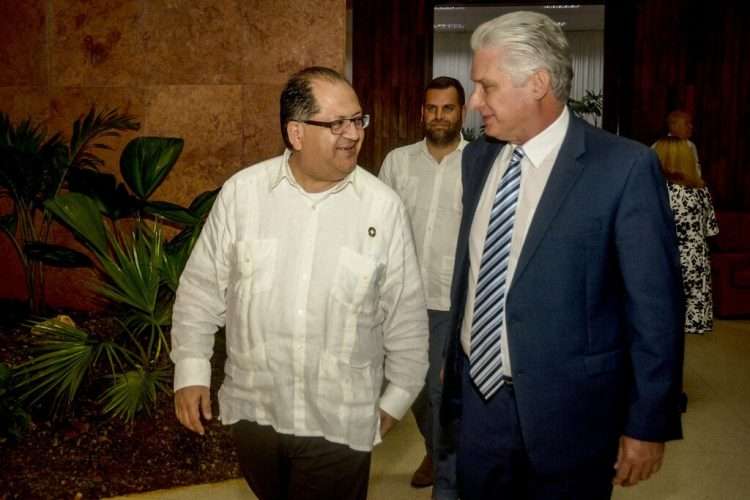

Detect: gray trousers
411,309,458,499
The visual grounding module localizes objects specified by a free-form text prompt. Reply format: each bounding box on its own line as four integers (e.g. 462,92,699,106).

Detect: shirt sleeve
377,200,429,420
378,151,396,188
170,185,233,391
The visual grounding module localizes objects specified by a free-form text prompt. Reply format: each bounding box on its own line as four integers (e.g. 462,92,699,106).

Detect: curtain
433,30,604,131
433,32,482,133
567,31,604,100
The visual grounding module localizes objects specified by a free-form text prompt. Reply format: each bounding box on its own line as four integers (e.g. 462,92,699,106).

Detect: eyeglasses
301,114,370,134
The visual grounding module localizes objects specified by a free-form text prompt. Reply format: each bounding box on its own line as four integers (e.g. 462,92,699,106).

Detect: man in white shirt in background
379,76,466,500
170,66,428,500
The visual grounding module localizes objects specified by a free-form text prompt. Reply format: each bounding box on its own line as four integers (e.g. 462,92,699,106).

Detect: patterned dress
667,184,719,334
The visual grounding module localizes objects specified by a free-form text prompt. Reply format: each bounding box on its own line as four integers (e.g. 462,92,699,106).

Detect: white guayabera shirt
170,150,428,452
379,137,467,311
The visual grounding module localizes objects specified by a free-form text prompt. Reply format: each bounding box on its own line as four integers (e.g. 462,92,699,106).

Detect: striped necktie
469,147,524,399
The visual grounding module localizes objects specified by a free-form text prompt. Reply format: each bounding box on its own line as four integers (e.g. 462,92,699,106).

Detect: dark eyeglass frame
300,114,370,134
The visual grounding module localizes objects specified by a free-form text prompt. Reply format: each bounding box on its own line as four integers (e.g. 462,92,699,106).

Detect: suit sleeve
615,148,685,442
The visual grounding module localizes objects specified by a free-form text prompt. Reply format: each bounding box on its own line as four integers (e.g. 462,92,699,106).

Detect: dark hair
667,109,691,130
280,66,351,149
425,76,465,106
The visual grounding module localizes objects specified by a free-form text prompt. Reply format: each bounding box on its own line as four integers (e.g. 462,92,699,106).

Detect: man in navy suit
441,11,684,500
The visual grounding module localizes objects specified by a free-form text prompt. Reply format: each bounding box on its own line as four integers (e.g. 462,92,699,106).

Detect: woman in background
654,137,719,334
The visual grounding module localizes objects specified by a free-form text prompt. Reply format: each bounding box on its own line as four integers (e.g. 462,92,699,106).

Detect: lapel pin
368,227,376,237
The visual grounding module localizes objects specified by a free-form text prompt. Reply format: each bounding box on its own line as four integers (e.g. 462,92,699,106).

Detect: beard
424,119,462,146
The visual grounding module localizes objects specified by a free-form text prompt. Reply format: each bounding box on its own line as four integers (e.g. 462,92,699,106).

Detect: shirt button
297,309,304,315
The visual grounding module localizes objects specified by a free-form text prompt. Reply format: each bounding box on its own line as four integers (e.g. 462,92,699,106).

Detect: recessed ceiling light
543,4,581,9
434,23,465,31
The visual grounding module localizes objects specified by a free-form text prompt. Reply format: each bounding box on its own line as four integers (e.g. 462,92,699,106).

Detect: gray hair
471,11,573,102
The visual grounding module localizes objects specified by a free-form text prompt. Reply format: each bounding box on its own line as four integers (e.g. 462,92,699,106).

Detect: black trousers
457,368,615,500
232,420,371,500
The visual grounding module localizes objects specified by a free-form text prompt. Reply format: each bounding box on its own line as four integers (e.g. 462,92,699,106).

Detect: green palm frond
44,192,111,257
14,319,133,414
0,362,32,443
95,222,173,360
100,365,171,422
96,222,162,314
68,107,140,172
161,233,194,293
121,308,170,363
120,137,183,200
0,114,67,210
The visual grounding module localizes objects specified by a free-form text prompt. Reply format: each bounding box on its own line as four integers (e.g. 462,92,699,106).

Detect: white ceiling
434,4,605,33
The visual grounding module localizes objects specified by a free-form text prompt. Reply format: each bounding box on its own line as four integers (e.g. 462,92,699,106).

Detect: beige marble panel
0,87,145,310
0,86,51,124
47,86,146,179
51,0,145,86
241,0,346,85
241,83,286,167
0,0,47,86
1,0,346,311
0,85,48,304
143,0,246,85
143,85,244,206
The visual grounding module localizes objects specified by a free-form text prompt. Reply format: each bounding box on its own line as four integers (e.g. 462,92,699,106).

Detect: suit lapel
511,117,587,288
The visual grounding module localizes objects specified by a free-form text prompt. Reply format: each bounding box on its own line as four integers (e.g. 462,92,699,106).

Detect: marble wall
0,0,346,309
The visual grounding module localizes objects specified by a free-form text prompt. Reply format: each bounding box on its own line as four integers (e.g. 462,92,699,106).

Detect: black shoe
680,392,688,413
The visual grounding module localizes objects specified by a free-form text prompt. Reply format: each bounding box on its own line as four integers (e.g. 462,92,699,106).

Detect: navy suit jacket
441,115,684,475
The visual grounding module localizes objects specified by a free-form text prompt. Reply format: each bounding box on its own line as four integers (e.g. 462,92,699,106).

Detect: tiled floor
110,319,750,500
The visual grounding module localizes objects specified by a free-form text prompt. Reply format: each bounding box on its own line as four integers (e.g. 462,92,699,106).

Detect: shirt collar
269,149,361,198
517,106,569,169
418,133,468,160
268,149,293,190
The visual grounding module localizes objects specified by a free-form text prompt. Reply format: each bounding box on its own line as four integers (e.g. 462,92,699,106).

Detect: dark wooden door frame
354,0,635,145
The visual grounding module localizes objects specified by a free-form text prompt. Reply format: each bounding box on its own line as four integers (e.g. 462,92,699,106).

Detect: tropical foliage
14,133,218,422
0,108,139,313
568,90,604,126
0,361,30,443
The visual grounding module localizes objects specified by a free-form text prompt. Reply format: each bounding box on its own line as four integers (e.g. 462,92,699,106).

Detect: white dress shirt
379,137,467,311
171,150,428,452
461,108,570,377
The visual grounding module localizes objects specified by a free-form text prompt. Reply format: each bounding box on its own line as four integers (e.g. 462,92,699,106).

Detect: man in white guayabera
170,66,428,500
379,76,466,500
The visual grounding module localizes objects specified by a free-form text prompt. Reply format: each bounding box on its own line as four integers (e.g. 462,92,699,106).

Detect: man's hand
379,409,398,437
613,435,665,487
174,385,212,435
